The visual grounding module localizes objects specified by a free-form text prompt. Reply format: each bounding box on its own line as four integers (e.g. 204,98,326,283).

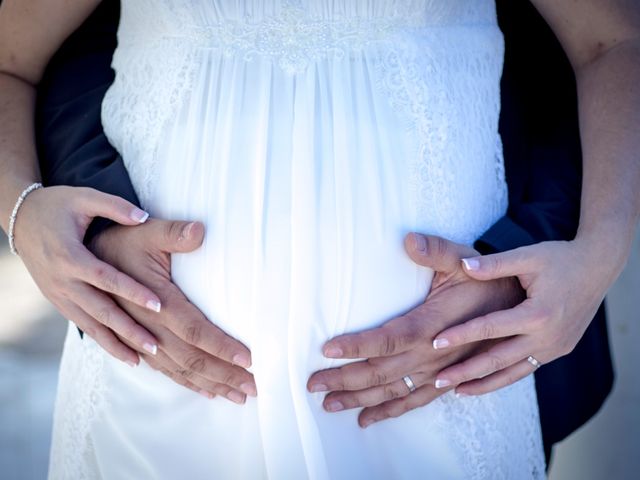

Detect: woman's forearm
573,39,640,282
0,72,41,232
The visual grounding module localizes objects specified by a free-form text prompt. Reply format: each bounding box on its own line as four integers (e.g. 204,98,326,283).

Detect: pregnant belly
137,66,431,376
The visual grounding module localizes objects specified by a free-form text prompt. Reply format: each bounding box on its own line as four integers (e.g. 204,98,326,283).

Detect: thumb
460,248,530,280
153,220,205,253
404,233,477,273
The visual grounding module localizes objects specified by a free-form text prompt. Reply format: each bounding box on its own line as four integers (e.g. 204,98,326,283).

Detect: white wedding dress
49,1,546,478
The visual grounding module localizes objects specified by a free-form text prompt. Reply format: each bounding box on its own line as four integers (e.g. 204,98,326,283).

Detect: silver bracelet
8,182,43,256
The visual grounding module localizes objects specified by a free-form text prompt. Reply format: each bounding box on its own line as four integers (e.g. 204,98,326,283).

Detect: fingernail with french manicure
326,401,344,412
143,343,158,355
146,300,162,313
324,346,343,358
126,360,137,368
435,379,451,389
310,384,328,393
461,258,480,271
455,391,469,399
131,208,150,223
433,338,450,349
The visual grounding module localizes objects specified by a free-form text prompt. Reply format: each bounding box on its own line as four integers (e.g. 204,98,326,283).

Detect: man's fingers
358,384,446,428
322,316,420,360
165,345,257,397
142,350,250,404
431,301,539,349
61,300,140,366
320,372,430,412
77,188,150,226
460,247,533,281
162,289,252,368
151,219,205,254
75,249,162,313
434,337,530,388
308,355,408,393
404,233,477,272
455,358,536,397
73,284,159,355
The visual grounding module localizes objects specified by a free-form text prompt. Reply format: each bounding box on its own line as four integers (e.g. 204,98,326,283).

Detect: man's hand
430,239,613,397
90,219,257,404
307,233,525,427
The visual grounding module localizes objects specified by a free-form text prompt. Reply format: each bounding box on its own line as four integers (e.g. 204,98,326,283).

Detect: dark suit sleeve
485,1,614,463
35,1,140,243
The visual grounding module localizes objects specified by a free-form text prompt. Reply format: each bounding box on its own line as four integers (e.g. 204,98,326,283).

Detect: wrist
572,227,633,287
6,183,44,255
0,175,42,233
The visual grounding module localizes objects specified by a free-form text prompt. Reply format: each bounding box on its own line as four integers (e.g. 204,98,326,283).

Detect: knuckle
119,325,138,342
165,221,184,245
94,266,118,292
480,319,495,340
368,369,387,387
95,307,114,328
183,323,202,346
184,354,206,374
383,383,402,401
380,334,396,356
488,353,507,372
221,370,240,388
176,368,194,380
425,235,449,260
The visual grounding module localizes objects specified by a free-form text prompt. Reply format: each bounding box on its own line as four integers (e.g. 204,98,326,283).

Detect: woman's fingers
434,336,532,389
72,283,159,355
432,300,542,349
454,358,537,396
73,248,162,313
460,247,534,281
59,299,140,366
76,188,150,226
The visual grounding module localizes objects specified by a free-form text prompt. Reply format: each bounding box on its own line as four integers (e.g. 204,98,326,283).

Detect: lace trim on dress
371,29,508,245
48,327,107,479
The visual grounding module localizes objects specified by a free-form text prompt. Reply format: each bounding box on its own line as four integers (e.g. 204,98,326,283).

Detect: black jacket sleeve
35,1,139,243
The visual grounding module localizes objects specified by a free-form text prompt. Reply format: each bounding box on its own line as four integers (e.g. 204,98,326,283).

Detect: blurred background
0,229,638,479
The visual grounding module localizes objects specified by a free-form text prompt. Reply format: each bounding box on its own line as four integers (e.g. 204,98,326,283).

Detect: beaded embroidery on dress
50,1,545,478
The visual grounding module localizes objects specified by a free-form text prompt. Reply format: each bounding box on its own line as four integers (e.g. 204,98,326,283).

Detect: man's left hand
307,233,525,427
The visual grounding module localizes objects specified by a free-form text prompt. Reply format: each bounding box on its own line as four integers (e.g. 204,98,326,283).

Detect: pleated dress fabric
49,1,546,478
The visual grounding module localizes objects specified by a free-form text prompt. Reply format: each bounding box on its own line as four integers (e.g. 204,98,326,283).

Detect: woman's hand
431,239,618,396
12,185,162,365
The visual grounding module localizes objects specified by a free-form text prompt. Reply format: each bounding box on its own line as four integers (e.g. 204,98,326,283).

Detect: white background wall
0,230,638,479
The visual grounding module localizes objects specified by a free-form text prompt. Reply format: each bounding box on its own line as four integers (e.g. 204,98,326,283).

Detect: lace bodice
102,0,507,245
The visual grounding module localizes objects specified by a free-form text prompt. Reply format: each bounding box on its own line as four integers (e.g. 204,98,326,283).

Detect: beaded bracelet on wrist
8,182,43,256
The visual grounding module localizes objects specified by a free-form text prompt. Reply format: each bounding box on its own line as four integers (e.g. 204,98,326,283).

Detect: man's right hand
89,219,257,404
